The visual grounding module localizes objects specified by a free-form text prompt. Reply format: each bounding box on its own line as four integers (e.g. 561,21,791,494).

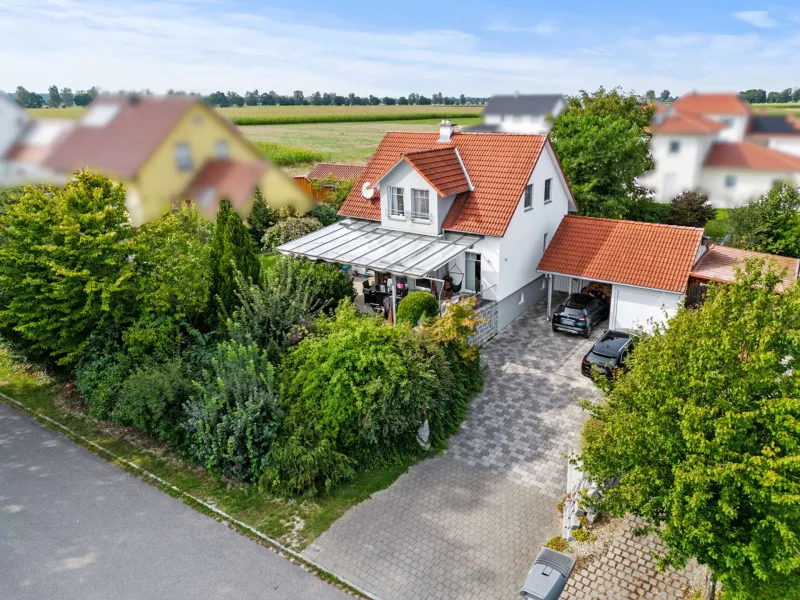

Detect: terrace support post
546,274,553,321
391,273,398,325
568,277,573,295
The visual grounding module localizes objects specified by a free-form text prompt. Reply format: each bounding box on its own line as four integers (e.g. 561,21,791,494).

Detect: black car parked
551,293,610,338
581,330,635,379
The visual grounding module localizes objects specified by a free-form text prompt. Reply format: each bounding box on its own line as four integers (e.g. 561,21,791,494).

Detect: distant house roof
538,215,704,293
690,245,799,292
376,147,471,197
463,123,501,133
44,96,203,179
339,131,576,237
183,159,267,218
671,92,751,116
483,94,566,117
703,141,800,171
305,162,364,181
649,112,727,134
4,119,75,165
748,114,800,136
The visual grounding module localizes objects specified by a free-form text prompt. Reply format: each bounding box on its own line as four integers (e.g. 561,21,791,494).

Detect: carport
537,215,706,332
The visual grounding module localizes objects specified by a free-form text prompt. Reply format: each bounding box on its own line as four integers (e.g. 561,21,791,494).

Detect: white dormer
367,147,472,236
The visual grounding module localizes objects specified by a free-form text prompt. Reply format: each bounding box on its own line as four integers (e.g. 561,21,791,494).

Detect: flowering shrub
261,217,323,251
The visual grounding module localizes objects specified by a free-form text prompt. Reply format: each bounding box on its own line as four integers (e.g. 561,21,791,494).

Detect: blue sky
1,0,799,97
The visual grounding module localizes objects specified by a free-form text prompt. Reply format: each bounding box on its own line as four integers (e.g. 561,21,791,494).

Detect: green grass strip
234,112,481,126
252,141,330,166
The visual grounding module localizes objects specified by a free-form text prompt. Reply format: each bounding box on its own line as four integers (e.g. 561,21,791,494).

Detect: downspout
546,274,553,321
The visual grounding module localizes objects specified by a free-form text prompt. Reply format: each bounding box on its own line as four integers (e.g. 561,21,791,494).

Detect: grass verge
253,141,330,167
0,348,418,554
705,208,731,240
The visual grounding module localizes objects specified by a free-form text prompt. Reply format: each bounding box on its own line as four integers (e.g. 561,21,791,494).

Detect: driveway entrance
304,295,600,599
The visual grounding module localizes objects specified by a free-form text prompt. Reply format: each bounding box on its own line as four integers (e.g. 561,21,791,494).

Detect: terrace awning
277,218,482,278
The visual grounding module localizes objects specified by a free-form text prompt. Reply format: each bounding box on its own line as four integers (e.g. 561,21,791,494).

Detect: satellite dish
362,182,375,199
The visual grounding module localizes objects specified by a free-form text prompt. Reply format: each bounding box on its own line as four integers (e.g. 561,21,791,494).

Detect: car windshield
586,351,616,366
557,305,584,316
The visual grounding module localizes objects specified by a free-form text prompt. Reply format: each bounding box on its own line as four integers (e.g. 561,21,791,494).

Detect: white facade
699,168,800,209
704,114,748,143
640,135,715,202
766,137,800,158
483,98,567,134
609,284,682,332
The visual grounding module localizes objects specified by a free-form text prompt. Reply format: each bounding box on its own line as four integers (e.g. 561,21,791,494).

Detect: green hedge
397,291,440,325
233,112,481,126
252,141,330,166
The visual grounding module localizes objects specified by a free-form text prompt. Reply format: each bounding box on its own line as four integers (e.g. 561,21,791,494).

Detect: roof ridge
564,214,705,232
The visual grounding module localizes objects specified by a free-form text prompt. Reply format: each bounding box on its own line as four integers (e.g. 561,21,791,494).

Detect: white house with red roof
278,121,577,338
639,92,800,208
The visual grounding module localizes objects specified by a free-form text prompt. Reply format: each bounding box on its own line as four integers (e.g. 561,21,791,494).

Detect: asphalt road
0,401,351,600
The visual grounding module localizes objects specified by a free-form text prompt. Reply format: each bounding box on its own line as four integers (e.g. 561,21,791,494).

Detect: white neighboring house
0,93,72,187
467,94,567,134
278,121,577,341
639,92,800,208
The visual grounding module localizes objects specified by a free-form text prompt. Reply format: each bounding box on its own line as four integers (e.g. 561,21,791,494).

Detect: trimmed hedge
233,112,481,126
397,291,440,325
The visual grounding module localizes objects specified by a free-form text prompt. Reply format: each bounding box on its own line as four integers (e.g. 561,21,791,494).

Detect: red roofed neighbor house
279,121,578,339
639,92,800,208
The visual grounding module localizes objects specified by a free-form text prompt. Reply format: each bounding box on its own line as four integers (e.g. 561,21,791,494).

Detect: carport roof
538,215,704,293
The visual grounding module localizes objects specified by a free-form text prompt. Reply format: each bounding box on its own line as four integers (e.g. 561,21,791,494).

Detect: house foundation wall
469,301,499,346
497,274,548,331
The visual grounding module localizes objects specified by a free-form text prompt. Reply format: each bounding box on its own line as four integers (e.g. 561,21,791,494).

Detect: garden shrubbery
396,291,440,325
261,216,323,251
0,170,483,499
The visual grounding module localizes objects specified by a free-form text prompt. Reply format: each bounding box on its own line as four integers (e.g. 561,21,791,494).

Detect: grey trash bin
520,547,576,599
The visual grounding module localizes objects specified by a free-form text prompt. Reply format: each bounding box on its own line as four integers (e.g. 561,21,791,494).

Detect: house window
411,189,430,221
669,140,680,154
524,183,533,211
197,187,216,209
175,143,193,172
465,252,481,293
725,175,737,189
543,232,549,253
215,140,230,159
544,178,552,203
388,186,405,218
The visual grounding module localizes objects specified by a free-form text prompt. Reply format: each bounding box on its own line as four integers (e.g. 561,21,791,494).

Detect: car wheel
552,325,559,333
583,324,592,338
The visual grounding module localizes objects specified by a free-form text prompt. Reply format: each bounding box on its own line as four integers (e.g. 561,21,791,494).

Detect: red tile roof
184,159,267,218
306,163,364,181
378,148,471,197
703,141,800,171
339,131,555,236
537,215,704,293
649,112,727,134
45,96,197,179
690,245,799,292
672,93,751,116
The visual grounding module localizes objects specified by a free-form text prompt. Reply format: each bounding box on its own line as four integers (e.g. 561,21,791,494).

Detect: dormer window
411,189,430,222
388,186,405,219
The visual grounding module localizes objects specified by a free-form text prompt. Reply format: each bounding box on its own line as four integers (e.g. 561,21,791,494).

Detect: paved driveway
0,402,350,600
304,296,601,599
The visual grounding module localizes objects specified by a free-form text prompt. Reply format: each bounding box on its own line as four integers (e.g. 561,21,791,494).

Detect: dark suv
551,293,609,338
581,330,634,379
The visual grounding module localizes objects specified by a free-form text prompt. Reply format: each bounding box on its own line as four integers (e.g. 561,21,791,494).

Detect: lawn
0,348,418,550
705,208,731,240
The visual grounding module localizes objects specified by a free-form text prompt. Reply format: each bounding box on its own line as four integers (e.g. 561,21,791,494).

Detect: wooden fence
294,176,333,203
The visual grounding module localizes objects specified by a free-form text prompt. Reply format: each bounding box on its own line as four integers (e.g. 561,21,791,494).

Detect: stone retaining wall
470,301,498,346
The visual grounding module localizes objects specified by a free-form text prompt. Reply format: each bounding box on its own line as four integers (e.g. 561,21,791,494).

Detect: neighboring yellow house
44,95,313,225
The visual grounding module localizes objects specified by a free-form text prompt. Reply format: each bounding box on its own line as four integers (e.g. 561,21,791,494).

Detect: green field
750,103,800,115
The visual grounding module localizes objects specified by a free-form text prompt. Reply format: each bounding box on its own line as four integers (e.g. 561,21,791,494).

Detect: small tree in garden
729,182,800,258
261,216,323,251
579,262,800,599
247,187,279,244
396,291,440,325
309,203,340,226
311,175,355,210
207,198,261,325
664,190,716,228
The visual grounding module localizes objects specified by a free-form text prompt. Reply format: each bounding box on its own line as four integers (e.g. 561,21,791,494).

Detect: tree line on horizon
9,85,487,109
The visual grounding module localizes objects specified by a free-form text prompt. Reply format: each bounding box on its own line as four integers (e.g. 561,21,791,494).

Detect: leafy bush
545,536,569,552
261,217,323,251
309,203,340,226
396,291,440,325
252,141,330,166
664,190,716,227
76,352,131,419
729,182,800,257
185,341,282,481
112,359,192,446
231,112,480,126
310,176,355,210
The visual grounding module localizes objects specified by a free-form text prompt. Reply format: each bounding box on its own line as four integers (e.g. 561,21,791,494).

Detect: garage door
611,285,683,331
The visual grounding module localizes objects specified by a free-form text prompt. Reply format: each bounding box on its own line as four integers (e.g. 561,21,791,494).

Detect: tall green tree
207,198,261,326
247,187,279,244
61,87,74,107
664,190,716,228
729,182,800,258
47,85,61,108
0,171,135,365
579,263,800,599
551,87,654,219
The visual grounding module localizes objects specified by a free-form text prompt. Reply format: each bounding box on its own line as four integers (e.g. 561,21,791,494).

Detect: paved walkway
304,297,601,599
0,401,350,600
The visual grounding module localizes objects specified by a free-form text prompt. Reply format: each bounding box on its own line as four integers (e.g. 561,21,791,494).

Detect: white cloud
731,10,777,28
488,21,558,35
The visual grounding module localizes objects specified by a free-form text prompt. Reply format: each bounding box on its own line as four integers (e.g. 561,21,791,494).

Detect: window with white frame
544,178,552,203
524,183,533,211
411,189,430,221
669,140,681,154
215,140,230,159
388,186,405,218
543,232,549,253
725,175,737,189
175,143,193,172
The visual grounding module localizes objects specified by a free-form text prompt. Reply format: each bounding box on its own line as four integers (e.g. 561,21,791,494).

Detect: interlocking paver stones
304,295,601,599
